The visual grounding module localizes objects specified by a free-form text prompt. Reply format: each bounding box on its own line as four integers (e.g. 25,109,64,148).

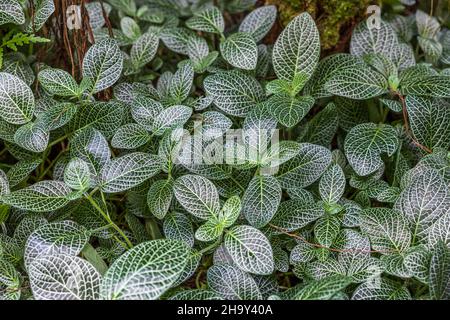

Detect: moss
266,0,371,50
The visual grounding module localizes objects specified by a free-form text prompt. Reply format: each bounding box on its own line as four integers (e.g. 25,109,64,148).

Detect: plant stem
47,133,70,149
198,237,222,255
145,218,162,240
37,151,65,180
84,193,133,249
269,224,398,254
396,93,432,154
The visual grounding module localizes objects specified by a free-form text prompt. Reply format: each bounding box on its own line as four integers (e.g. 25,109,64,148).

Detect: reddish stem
269,224,397,255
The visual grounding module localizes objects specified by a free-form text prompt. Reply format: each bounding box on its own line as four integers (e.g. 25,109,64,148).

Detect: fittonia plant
0,0,449,301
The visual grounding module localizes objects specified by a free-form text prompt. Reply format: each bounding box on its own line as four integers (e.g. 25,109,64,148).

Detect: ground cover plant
0,0,449,301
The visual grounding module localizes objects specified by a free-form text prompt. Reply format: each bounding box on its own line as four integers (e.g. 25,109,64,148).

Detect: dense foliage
0,0,449,300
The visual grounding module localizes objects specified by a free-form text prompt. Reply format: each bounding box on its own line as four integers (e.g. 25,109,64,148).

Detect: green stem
37,151,65,180
84,193,133,249
89,186,100,197
145,218,162,240
392,141,403,187
47,133,70,149
90,223,114,234
100,190,109,215
415,284,429,298
39,149,50,176
195,269,204,289
197,237,222,255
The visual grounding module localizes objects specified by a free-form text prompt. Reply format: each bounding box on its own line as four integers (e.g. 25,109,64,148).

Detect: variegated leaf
82,39,123,94
272,12,320,83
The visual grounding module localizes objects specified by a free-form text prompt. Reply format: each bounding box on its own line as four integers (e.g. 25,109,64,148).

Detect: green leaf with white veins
186,6,224,35
298,102,339,147
173,249,201,287
131,33,159,69
2,52,35,86
147,179,173,220
111,123,151,149
277,143,332,189
405,96,450,151
6,158,42,187
224,225,274,275
304,54,364,99
403,245,431,283
416,10,440,39
272,12,320,83
344,123,398,176
26,0,54,32
238,5,277,42
207,264,262,300
100,239,189,300
418,37,442,64
82,39,123,94
0,169,9,195
186,36,210,62
152,105,192,136
70,128,111,176
195,218,224,242
120,17,141,40
173,175,220,220
204,70,264,117
219,195,241,227
38,68,80,97
0,259,20,288
363,53,397,79
0,72,34,124
294,275,351,300
86,2,111,30
24,220,89,268
395,168,450,242
0,180,71,212
99,152,162,193
352,278,411,300
260,140,301,168
314,215,341,247
400,75,450,98
196,196,241,242
29,254,101,300
429,242,450,300
242,175,281,228
131,96,163,130
13,121,49,153
319,164,345,205
428,212,450,249
37,102,78,131
360,208,411,253
350,20,400,59
64,158,91,191
0,0,25,25
268,94,315,128
169,64,194,103
220,32,258,70
164,212,194,248
325,60,388,99
107,0,136,16
69,101,124,139
170,289,221,300
160,27,194,55
270,199,325,232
